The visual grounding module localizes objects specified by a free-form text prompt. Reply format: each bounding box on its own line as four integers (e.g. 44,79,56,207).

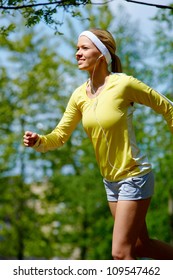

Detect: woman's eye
76,46,89,52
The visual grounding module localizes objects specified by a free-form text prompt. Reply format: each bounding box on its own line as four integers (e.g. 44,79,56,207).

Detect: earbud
95,54,103,62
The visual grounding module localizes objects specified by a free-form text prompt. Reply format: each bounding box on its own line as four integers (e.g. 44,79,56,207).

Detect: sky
55,0,172,49
111,0,172,35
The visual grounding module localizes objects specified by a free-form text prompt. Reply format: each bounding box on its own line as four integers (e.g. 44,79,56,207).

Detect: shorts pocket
131,176,146,188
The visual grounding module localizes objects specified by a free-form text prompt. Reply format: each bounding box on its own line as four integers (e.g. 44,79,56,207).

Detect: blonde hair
89,28,122,73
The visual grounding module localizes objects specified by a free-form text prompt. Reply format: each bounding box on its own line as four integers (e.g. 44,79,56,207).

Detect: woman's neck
87,69,111,97
89,69,110,91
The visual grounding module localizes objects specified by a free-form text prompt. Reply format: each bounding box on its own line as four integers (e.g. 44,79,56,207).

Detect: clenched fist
23,131,39,147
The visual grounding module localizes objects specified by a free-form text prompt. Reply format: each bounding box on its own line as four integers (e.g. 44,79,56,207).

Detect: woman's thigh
110,198,151,258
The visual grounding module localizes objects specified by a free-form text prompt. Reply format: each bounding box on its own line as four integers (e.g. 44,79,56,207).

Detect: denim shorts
103,171,154,202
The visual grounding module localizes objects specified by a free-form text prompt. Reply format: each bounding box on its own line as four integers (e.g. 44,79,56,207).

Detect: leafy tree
1,1,173,36
0,0,91,35
0,23,65,259
0,1,90,25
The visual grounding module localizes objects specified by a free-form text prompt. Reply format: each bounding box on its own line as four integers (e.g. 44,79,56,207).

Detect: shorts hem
107,194,153,202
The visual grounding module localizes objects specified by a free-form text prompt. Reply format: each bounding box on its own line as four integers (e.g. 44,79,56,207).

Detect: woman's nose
76,51,82,60
76,48,83,56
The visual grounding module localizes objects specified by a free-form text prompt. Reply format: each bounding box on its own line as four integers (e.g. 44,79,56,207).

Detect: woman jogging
23,28,173,260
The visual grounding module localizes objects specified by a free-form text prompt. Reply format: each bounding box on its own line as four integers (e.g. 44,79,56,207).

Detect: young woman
23,28,173,260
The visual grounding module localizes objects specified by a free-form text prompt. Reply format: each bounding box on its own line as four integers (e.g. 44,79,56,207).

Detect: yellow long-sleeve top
33,74,173,181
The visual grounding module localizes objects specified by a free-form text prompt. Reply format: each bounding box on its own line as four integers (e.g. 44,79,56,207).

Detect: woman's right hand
23,131,39,147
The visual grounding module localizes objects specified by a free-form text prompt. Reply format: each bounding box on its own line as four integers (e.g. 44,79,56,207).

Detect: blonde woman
24,28,173,260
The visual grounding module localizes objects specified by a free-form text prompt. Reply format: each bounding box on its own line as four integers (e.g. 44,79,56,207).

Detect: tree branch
0,0,89,10
0,0,172,10
90,0,114,4
125,0,173,10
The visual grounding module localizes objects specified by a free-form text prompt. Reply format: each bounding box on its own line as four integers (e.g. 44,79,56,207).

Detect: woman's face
76,36,102,71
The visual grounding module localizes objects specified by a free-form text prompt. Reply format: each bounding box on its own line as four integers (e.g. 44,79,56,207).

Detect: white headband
79,30,112,65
